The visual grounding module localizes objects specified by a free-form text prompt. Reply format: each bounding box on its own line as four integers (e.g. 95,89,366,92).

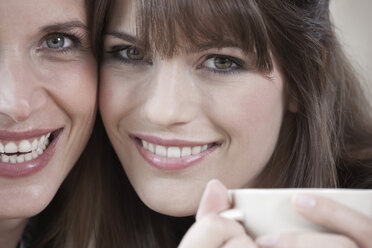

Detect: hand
256,194,372,248
178,179,257,248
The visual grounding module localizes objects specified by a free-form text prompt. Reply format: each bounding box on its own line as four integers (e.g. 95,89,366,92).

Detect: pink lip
0,129,55,141
132,135,219,171
0,129,63,178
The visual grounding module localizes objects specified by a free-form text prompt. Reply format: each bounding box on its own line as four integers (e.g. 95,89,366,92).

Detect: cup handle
219,209,245,222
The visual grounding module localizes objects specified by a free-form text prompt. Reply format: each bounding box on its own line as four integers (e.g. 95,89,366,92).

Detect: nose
143,60,198,127
0,57,46,123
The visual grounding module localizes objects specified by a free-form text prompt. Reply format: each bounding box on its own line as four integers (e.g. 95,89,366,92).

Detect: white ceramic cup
220,188,372,237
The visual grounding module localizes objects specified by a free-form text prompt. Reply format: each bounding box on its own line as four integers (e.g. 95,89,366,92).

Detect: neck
0,218,28,248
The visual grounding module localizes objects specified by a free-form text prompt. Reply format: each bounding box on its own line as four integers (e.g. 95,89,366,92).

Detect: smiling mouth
132,136,219,158
0,129,61,164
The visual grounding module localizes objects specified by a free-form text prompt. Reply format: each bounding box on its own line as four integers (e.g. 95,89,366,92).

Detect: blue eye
41,34,75,50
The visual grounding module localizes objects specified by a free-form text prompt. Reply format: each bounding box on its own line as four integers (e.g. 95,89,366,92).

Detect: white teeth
31,139,38,150
38,135,45,148
201,144,208,152
148,143,155,153
19,140,32,153
191,146,202,155
140,139,214,158
16,154,25,163
181,147,191,157
155,145,167,156
37,148,43,155
5,142,18,153
142,140,148,150
10,155,16,164
24,153,32,161
168,147,181,158
0,148,44,164
0,132,51,164
1,154,9,162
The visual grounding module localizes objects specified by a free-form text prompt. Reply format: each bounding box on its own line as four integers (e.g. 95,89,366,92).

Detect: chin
0,183,57,219
140,193,199,217
149,203,197,217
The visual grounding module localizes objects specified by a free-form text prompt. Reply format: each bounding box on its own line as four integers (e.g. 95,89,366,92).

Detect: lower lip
134,141,218,171
0,130,62,178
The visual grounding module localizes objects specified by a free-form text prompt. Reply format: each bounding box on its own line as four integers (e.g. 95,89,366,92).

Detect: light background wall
330,0,372,101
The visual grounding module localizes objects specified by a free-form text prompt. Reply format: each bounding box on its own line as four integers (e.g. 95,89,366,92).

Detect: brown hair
91,0,372,246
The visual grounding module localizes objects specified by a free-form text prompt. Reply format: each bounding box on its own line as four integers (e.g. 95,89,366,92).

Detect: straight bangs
136,0,273,71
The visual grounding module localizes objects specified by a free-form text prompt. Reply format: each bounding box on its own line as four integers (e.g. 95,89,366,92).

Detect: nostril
0,100,32,123
0,88,47,123
10,102,33,123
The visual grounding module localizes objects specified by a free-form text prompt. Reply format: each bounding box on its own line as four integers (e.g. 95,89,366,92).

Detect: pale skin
0,0,96,247
102,0,286,218
100,0,372,247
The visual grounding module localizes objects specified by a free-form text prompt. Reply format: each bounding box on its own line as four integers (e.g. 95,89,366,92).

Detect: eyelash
198,54,245,75
107,46,152,66
106,46,245,75
36,31,83,55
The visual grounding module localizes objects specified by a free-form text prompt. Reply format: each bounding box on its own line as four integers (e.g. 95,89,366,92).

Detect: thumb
196,179,231,221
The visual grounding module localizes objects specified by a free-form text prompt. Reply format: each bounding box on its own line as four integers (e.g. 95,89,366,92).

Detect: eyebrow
40,20,88,33
105,31,137,44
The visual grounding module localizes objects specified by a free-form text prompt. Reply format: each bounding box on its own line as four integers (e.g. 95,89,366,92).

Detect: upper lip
0,129,60,141
132,134,221,147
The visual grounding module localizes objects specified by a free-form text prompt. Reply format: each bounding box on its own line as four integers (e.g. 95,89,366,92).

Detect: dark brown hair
91,0,372,246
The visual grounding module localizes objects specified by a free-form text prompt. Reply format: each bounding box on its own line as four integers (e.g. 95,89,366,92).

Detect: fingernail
219,209,245,222
293,194,316,212
256,235,278,247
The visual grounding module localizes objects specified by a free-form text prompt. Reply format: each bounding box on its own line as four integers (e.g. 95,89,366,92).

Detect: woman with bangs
93,0,372,247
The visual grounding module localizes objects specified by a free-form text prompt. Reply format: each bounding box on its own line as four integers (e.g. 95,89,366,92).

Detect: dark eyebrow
41,21,88,33
105,31,137,44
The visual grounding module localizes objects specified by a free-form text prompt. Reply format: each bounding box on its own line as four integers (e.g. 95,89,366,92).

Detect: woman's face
101,0,287,216
0,0,96,218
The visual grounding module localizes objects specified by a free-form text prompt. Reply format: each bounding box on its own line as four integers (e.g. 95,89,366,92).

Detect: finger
179,214,247,248
256,233,358,248
223,234,257,248
196,179,230,221
292,194,372,248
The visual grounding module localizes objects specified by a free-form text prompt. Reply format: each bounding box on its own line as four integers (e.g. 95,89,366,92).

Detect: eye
107,45,151,65
122,46,144,60
203,55,241,71
115,46,145,61
42,34,74,50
